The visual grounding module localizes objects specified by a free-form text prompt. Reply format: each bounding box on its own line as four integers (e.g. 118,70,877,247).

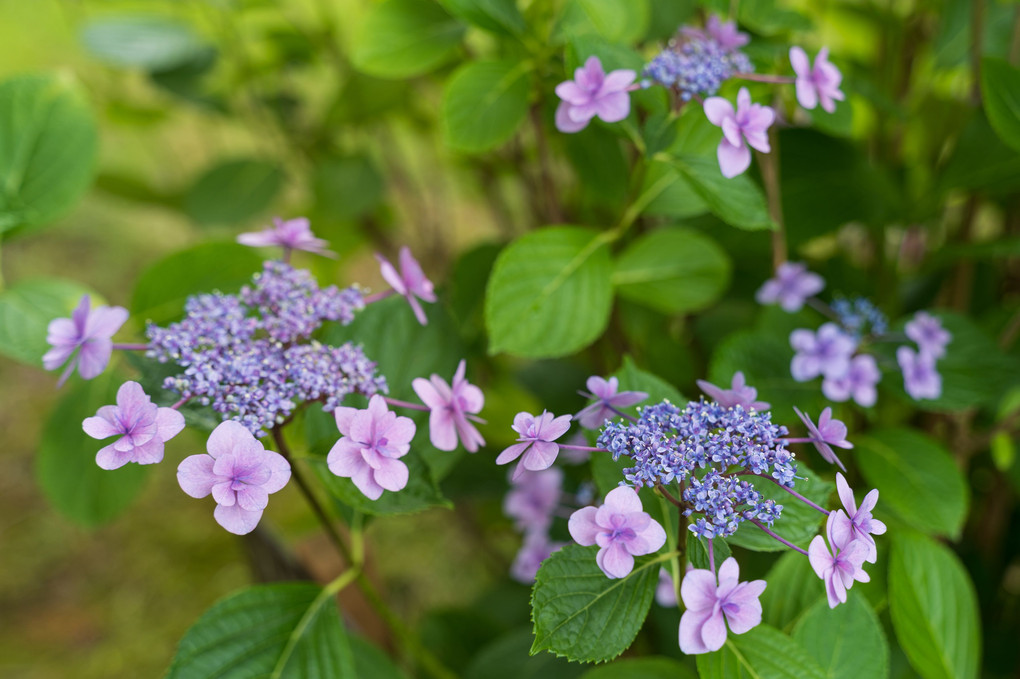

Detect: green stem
757,130,787,268
0,238,5,293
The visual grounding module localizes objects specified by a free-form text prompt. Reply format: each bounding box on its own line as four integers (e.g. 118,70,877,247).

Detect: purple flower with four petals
821,354,881,407
575,376,648,429
678,557,767,654
503,467,563,534
755,262,824,312
568,486,667,579
236,216,336,259
905,311,951,358
376,247,437,326
793,406,851,472
897,346,942,400
808,511,870,608
554,56,636,133
703,87,775,178
705,16,750,51
413,360,485,452
510,532,564,584
697,371,770,411
44,294,129,387
177,421,291,535
496,410,572,481
831,473,887,563
84,381,185,470
790,323,856,382
790,46,845,113
327,394,416,500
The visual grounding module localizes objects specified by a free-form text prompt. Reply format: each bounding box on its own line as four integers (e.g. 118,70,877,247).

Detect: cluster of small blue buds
146,261,387,437
597,398,795,538
644,33,753,100
831,296,888,339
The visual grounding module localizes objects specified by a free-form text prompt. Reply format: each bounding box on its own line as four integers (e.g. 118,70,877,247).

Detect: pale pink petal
555,101,588,133
835,473,857,515
717,139,751,178
808,535,832,579
382,414,416,450
83,415,121,440
496,441,531,465
413,377,445,410
46,317,79,345
454,417,485,453
555,81,589,105
427,409,458,451
96,444,133,470
77,339,113,379
701,609,728,652
350,464,384,500
717,557,740,589
522,440,559,470
736,87,751,111
721,116,743,148
725,595,763,634
596,541,635,579
796,78,819,110
155,407,186,442
206,420,250,459
42,344,75,370
568,506,601,546
373,457,409,492
376,254,407,295
236,484,270,511
260,451,292,494
602,69,636,92
679,608,714,654
333,406,359,436
629,518,666,555
327,440,366,477
604,485,644,514
212,481,236,507
542,414,573,441
237,230,281,248
789,46,810,77
595,91,630,123
130,438,165,465
681,568,718,611
214,503,263,535
177,454,218,498
84,306,129,339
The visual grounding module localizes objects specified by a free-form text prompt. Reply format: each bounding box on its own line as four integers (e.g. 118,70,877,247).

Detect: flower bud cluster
644,32,753,101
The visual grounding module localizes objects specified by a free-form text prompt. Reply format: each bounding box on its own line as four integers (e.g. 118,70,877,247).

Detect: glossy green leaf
686,533,732,571
531,544,660,663
855,428,968,538
442,60,532,153
166,582,354,678
465,628,586,679
312,155,385,221
0,277,94,365
728,466,829,552
81,15,208,71
439,0,526,36
889,532,980,679
184,158,285,227
557,0,650,44
581,657,697,679
485,227,613,358
760,550,824,631
792,596,889,679
612,355,684,406
351,0,465,79
564,125,630,208
0,74,98,235
670,155,774,231
350,635,410,679
696,624,827,679
981,57,1020,152
613,226,731,314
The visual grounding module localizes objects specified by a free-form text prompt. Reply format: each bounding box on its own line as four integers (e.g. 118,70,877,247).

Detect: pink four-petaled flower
793,406,852,472
554,56,636,133
327,394,416,500
376,247,437,326
83,381,185,470
790,46,845,113
575,376,648,429
495,410,572,481
44,294,129,387
831,472,886,563
678,557,767,654
696,371,770,411
568,486,667,579
808,511,870,608
237,216,336,258
703,87,775,178
755,262,825,312
413,360,485,452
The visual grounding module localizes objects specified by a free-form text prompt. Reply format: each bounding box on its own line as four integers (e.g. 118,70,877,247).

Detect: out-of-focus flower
567,486,667,579
656,567,678,607
510,532,564,583
177,421,291,535
678,557,766,654
376,247,437,325
413,360,485,452
808,512,870,608
496,410,572,481
84,381,185,469
897,346,942,400
236,216,336,258
831,473,886,563
327,395,416,500
703,87,775,178
554,56,636,133
821,354,881,407
755,262,824,312
905,311,951,358
504,467,563,534
696,371,769,411
790,46,844,113
789,323,856,382
575,376,648,429
705,15,749,51
44,294,129,387
793,406,851,472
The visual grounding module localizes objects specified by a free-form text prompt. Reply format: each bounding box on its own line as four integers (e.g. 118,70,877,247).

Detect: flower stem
708,538,716,572
363,289,395,305
607,404,639,422
656,484,686,509
170,397,190,410
734,72,796,84
558,444,608,453
757,128,787,268
749,519,808,555
383,396,429,412
749,472,830,515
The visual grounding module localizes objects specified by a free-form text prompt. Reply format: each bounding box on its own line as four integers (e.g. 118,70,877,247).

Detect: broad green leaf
793,596,889,679
557,0,650,44
728,466,829,552
350,635,410,679
442,60,532,153
166,582,355,678
581,657,697,679
855,428,968,538
565,125,630,208
439,0,526,36
760,551,824,631
888,532,980,679
0,74,98,235
36,374,151,527
312,154,385,221
982,59,1020,152
696,624,827,679
310,453,452,516
130,242,263,325
81,15,208,71
612,355,684,406
686,533,732,571
640,107,717,218
530,544,660,663
485,227,613,358
938,113,1020,195
613,226,731,314
184,158,285,227
351,0,465,79
0,277,94,365
641,159,708,218
670,155,774,231
465,628,586,679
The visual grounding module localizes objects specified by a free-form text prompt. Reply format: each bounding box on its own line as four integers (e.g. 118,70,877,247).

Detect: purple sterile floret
704,87,775,178
897,346,942,400
705,16,750,51
905,311,951,358
568,486,667,579
696,371,769,411
793,406,851,472
831,472,886,563
83,380,185,469
678,557,766,654
236,216,336,259
554,56,636,133
413,360,485,452
790,323,857,382
327,394,416,501
510,532,564,584
821,353,880,407
755,262,824,312
177,420,291,535
376,247,437,326
656,567,678,607
496,410,572,481
808,511,870,608
504,467,563,534
790,46,844,113
575,376,648,429
44,294,129,387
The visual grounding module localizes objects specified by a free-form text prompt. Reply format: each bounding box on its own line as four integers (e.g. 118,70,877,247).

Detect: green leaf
612,355,684,405
130,242,263,325
670,155,774,231
0,277,93,366
485,227,613,358
442,60,532,153
36,374,151,527
613,226,731,314
557,0,650,44
686,533,732,571
312,154,385,221
0,73,98,236
564,125,630,208
581,657,697,679
888,532,980,679
855,428,968,538
350,635,410,679
351,0,465,79
640,107,717,218
439,0,526,36
938,113,1020,195
184,158,285,227
792,596,889,679
310,454,452,517
465,628,586,679
728,466,829,552
81,15,208,71
981,57,1020,152
530,544,661,663
760,551,824,631
166,582,355,678
696,624,828,679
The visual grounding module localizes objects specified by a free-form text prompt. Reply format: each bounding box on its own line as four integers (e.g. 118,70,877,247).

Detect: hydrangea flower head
808,511,870,608
568,486,667,579
645,31,752,100
831,473,886,563
575,376,648,429
696,371,769,411
376,247,437,326
832,296,888,339
177,421,291,535
554,56,636,133
504,467,563,534
704,87,775,178
790,46,844,113
83,381,186,469
793,406,851,472
236,216,336,258
413,360,485,452
678,557,766,654
906,311,951,358
789,323,856,382
496,410,572,481
327,394,416,500
756,262,824,312
821,354,880,407
44,294,129,387
897,346,942,400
